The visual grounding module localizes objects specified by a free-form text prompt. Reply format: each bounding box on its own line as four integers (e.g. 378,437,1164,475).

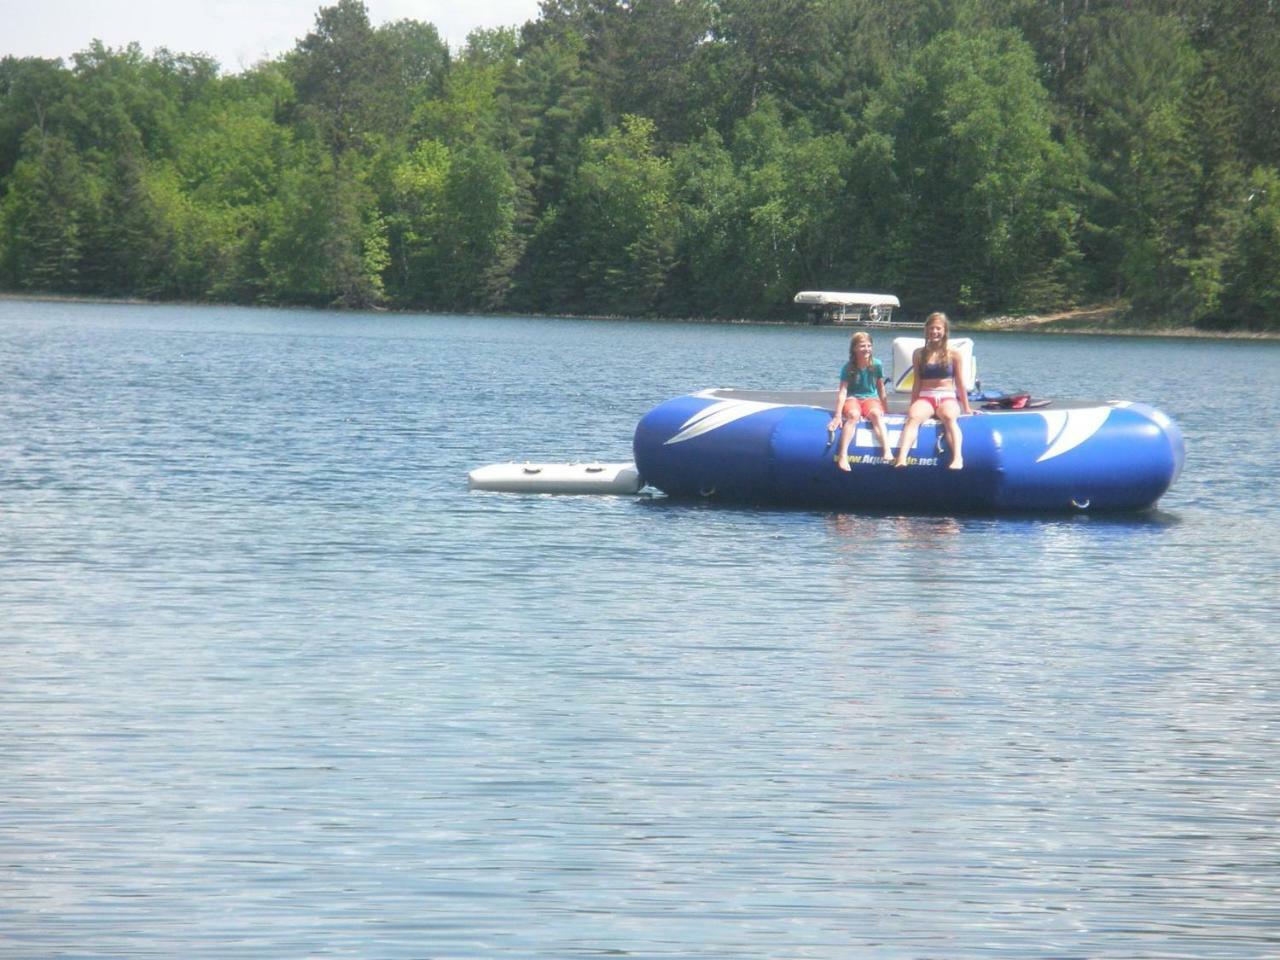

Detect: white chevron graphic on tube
664,399,787,445
1036,407,1112,462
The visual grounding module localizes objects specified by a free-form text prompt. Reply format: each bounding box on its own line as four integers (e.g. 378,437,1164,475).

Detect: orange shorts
842,397,884,418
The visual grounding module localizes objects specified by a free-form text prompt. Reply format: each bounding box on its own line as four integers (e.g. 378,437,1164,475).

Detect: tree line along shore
1,0,1276,333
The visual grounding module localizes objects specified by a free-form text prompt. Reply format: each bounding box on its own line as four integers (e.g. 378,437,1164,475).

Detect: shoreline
2,291,1275,341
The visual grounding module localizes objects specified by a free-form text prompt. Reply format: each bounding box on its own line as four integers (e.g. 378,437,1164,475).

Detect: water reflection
826,512,963,548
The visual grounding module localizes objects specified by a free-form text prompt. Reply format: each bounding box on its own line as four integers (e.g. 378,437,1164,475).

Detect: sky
1,0,545,73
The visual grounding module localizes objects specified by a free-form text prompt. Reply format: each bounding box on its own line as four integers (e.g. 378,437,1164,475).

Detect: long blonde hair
848,331,874,369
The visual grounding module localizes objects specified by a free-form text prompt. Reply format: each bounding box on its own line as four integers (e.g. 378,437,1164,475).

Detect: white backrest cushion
891,337,976,393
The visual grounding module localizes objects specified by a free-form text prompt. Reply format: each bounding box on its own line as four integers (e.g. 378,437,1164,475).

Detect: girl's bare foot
949,457,964,470
837,457,851,472
880,448,892,461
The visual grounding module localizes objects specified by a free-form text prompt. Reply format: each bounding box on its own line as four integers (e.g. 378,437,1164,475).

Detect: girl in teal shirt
827,331,892,470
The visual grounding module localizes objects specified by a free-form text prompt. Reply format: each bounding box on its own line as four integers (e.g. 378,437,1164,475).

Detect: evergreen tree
287,0,383,155
1081,10,1203,318
504,32,600,213
555,115,676,314
0,130,94,290
437,143,521,310
260,147,386,307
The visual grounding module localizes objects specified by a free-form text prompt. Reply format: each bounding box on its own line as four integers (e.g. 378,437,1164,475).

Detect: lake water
1,298,1277,959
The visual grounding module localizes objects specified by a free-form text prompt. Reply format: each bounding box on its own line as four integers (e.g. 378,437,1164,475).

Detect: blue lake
1,298,1277,958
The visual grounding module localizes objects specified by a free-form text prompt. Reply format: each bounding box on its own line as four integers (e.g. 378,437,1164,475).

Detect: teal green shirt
840,358,884,398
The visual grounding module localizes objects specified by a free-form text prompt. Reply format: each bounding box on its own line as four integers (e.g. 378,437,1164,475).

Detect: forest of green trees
0,0,1276,329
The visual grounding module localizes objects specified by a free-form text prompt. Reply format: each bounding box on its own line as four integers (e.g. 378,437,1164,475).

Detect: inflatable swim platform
471,336,1184,513
632,387,1184,513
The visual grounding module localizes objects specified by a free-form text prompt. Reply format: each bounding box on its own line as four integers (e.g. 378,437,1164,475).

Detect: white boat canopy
793,290,909,325
793,291,901,308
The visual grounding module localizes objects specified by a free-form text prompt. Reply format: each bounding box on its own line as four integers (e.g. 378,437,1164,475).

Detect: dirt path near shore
975,303,1277,339
977,304,1121,329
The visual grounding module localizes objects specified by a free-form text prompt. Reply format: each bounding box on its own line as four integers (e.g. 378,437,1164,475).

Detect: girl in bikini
891,311,974,470
828,331,892,470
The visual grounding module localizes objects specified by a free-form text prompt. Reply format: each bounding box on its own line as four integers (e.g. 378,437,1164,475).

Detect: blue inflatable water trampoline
471,330,1184,514
633,388,1183,513
632,334,1184,514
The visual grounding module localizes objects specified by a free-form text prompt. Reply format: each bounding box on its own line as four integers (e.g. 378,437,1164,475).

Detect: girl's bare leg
836,419,857,471
893,401,932,467
937,404,964,469
867,410,891,461
892,418,922,467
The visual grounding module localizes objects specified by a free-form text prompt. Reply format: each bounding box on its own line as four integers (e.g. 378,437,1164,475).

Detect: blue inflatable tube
632,389,1185,513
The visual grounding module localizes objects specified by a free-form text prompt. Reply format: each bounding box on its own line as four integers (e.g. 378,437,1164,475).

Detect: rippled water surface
1,299,1277,958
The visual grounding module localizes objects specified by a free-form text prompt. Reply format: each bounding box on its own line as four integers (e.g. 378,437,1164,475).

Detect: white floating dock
467,462,643,495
